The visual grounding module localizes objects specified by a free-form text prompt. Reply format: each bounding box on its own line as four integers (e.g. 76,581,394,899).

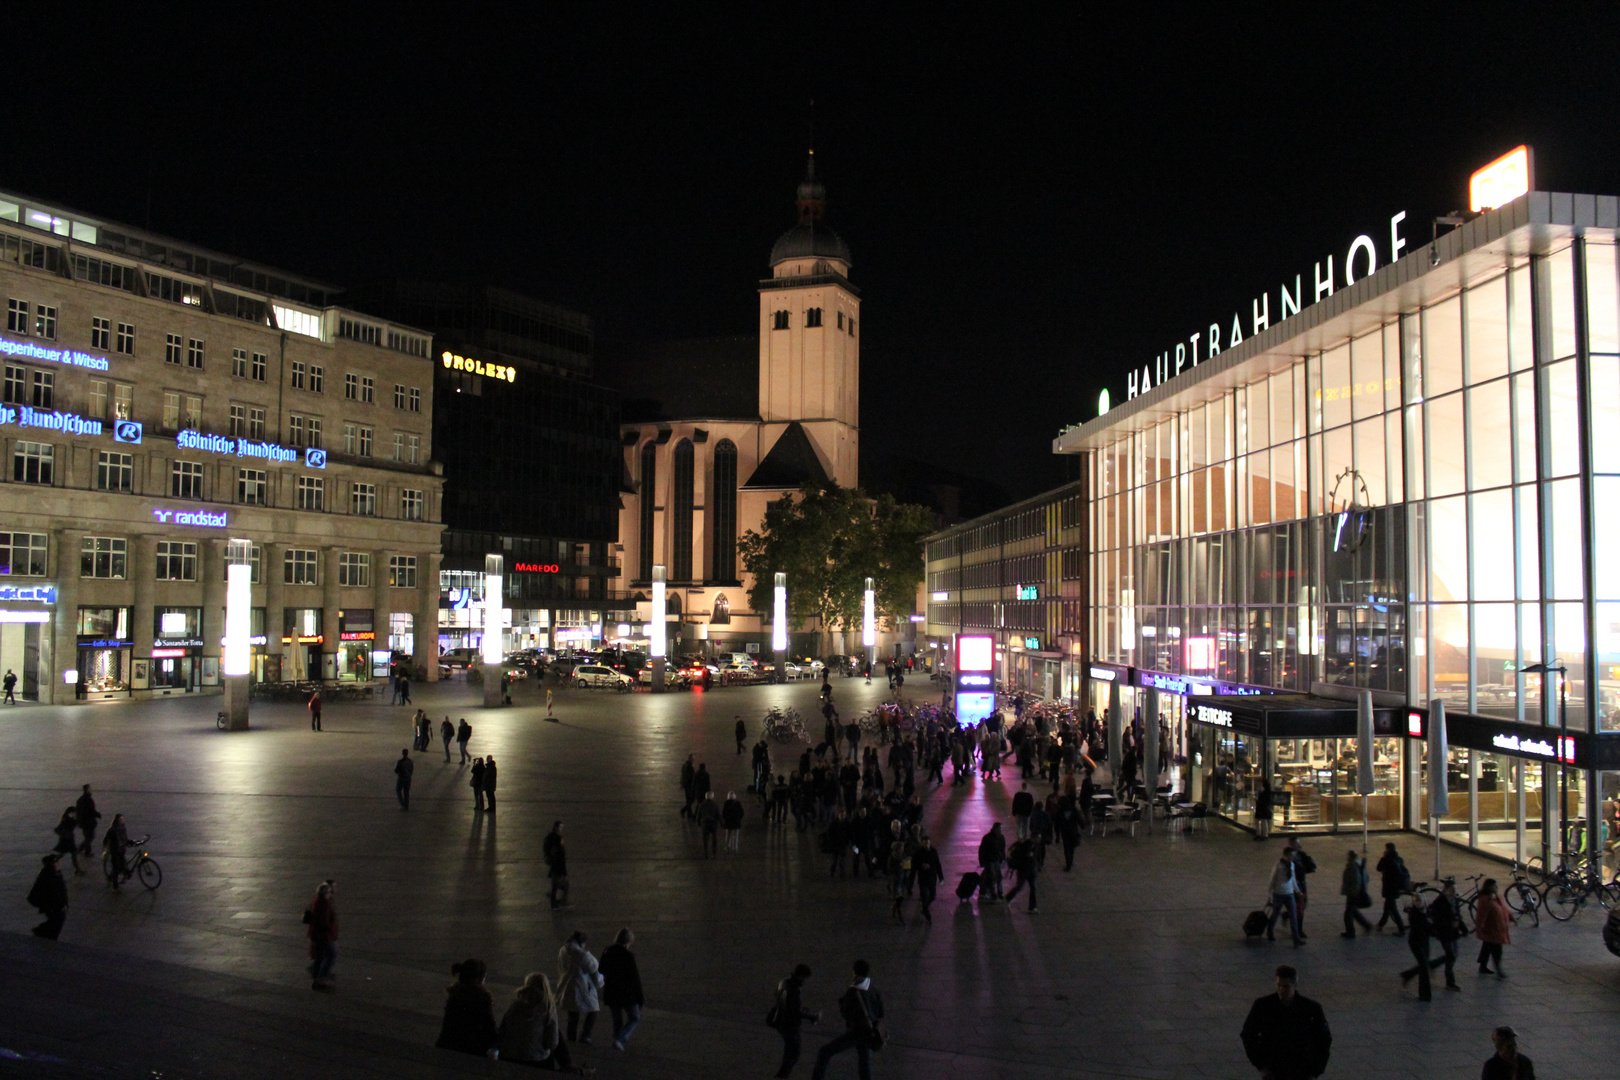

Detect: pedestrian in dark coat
1482,1026,1535,1080
1004,837,1040,913
75,785,100,856
697,791,721,857
394,749,414,810
1427,880,1463,989
27,855,67,939
912,836,945,925
736,717,748,754
440,717,455,761
679,755,696,818
544,821,570,908
470,758,486,811
693,763,712,802
1339,850,1373,937
771,964,820,1078
51,807,81,874
1374,842,1409,934
307,691,322,731
482,755,498,813
1057,792,1083,871
436,959,498,1056
977,823,1006,901
599,928,644,1051
1239,965,1332,1080
456,718,472,763
1399,895,1435,1000
809,960,884,1080
305,880,338,990
721,791,744,852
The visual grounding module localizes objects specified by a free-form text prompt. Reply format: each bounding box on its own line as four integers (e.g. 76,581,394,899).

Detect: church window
837,311,844,330
805,307,823,328
711,439,738,582
639,441,657,581
848,316,856,337
772,310,790,330
672,439,694,582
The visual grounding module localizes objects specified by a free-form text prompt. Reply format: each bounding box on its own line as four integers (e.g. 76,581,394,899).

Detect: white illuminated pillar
221,538,253,729
862,575,876,673
482,554,504,706
773,571,788,683
650,565,667,692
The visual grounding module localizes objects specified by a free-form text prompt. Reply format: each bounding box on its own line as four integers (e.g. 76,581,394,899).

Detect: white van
722,652,758,670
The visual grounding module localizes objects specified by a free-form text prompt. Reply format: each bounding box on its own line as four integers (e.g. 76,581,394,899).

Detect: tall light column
773,572,788,683
221,538,252,730
650,565,667,693
862,575,876,676
483,554,505,707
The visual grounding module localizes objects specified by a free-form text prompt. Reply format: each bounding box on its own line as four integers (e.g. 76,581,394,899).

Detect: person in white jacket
1264,853,1302,945
557,930,602,1045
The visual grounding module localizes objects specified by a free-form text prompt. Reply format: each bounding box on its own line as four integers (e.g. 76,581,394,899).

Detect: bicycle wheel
1524,856,1547,886
1546,882,1581,921
136,857,162,890
1596,878,1620,912
101,849,115,882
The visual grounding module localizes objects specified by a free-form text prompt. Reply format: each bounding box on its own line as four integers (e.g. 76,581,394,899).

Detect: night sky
13,7,1620,506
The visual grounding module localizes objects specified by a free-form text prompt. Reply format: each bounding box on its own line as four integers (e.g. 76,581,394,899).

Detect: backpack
765,980,787,1028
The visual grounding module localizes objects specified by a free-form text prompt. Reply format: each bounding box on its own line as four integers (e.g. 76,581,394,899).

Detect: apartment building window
338,552,371,587
350,482,376,516
409,387,420,412
343,423,357,454
307,417,322,448
238,468,267,505
805,307,822,328
296,475,324,511
848,317,855,336
773,310,789,330
284,548,318,585
229,404,247,436
186,338,204,368
96,451,133,493
184,394,201,430
288,414,304,446
89,380,107,417
248,406,265,439
7,298,28,334
81,536,127,579
164,392,180,429
837,311,844,330
389,555,417,588
232,348,248,378
116,322,135,354
250,351,266,381
165,333,182,365
392,432,405,460
33,305,54,339
165,392,199,431
113,384,132,419
344,373,358,400
170,460,204,499
30,371,51,408
308,364,324,393
394,384,407,409
13,442,52,484
406,434,420,464
0,532,47,576
155,540,197,581
290,360,306,389
91,317,110,350
361,376,374,404
402,488,423,521
358,426,372,457
2,365,23,404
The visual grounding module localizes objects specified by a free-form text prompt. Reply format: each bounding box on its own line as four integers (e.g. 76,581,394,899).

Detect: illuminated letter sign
1195,704,1234,728
514,562,561,573
1088,666,1118,682
0,584,56,603
441,351,517,384
1470,145,1533,213
0,335,110,371
175,430,311,466
114,420,143,444
154,507,228,527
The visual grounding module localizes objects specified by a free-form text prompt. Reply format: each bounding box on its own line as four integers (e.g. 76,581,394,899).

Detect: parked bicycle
762,706,808,743
102,834,162,891
1544,856,1619,921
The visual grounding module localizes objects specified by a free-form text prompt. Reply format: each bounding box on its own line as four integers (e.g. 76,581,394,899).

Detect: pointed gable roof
743,422,830,489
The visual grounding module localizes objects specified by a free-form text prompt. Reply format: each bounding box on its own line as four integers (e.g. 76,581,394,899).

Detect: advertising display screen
957,634,993,672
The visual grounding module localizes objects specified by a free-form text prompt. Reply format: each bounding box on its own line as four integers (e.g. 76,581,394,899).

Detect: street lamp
221,538,253,730
773,572,787,683
650,565,667,693
1523,660,1569,861
862,576,875,676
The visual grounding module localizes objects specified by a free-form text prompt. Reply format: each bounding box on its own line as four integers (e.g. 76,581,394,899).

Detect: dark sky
13,6,1620,504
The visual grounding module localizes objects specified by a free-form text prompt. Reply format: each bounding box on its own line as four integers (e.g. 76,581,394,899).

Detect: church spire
795,148,826,224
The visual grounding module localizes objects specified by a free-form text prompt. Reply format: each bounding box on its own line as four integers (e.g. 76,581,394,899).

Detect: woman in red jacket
305,880,338,991
1474,878,1513,978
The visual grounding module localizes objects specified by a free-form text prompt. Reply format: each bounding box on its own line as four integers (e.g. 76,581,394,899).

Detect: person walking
736,717,748,754
102,813,129,891
304,879,338,991
1057,791,1083,871
697,791,721,857
2,668,15,704
977,822,1007,902
1253,779,1274,839
1428,879,1463,990
1399,893,1435,1001
482,755,498,813
1374,842,1410,935
412,710,430,751
679,754,697,818
599,928,644,1051
770,964,820,1078
1481,1026,1535,1080
26,855,67,939
824,807,850,879
440,717,455,762
1239,965,1332,1080
1474,878,1513,978
75,784,101,857
435,959,499,1057
912,835,944,925
399,673,411,706
810,959,884,1080
1265,852,1303,945
1011,784,1035,839
51,807,82,875
394,749,414,810
1004,835,1040,914
543,821,570,909
721,791,744,853
1339,850,1373,938
557,931,602,1045
456,718,473,763
1285,838,1316,939
308,690,323,732
497,972,573,1070
470,758,486,812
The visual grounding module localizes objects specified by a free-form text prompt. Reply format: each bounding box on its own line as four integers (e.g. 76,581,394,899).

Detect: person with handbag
769,963,820,1078
1339,850,1373,938
810,960,884,1080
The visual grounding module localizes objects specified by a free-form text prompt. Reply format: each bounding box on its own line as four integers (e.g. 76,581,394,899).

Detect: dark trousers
1377,895,1406,932
396,780,410,809
310,710,321,731
31,910,65,939
442,735,452,761
566,1009,597,1042
1434,938,1458,985
1478,941,1504,972
484,789,496,812
1401,937,1433,1000
776,1026,803,1078
918,881,937,923
1343,899,1373,935
458,740,470,763
79,826,96,857
1267,893,1300,941
702,825,718,857
549,874,569,909
828,849,845,878
1062,836,1079,870
811,1030,872,1080
474,787,485,811
1006,870,1038,910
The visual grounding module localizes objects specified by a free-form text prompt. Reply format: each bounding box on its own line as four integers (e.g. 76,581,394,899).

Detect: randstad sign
1125,211,1409,402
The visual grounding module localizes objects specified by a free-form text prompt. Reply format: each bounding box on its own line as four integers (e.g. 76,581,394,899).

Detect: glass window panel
1324,426,1353,505
1431,603,1469,706
1547,246,1577,361
1513,372,1537,485
1307,433,1324,518
1403,314,1424,404
1596,479,1620,600
1307,353,1324,434
1595,603,1620,731
1191,467,1208,534
1247,382,1269,454
1270,369,1294,444
1321,344,1351,430
1546,359,1580,478
1405,405,1425,501
1353,417,1386,506
1586,242,1619,354
1351,332,1384,420
1273,442,1297,522
1466,276,1510,385
1516,485,1540,602
1210,396,1229,462
1593,356,1620,474
1467,380,1512,490
1550,477,1584,601
1383,323,1403,412
1385,411,1404,504
1471,489,1514,601
1429,494,1468,602
1209,463,1228,531
1509,266,1533,372
1551,602,1588,726
1427,392,1466,496
1189,406,1207,468
1250,450,1272,525
1475,603,1517,700
1424,297,1463,397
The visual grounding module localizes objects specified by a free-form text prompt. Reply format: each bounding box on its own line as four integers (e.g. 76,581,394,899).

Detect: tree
739,482,934,656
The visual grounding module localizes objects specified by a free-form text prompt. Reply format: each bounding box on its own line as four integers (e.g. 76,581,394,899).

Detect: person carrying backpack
810,960,884,1080
768,963,820,1078
1374,842,1409,935
1339,850,1373,938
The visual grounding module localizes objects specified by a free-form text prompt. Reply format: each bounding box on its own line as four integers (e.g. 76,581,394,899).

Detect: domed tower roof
770,150,851,269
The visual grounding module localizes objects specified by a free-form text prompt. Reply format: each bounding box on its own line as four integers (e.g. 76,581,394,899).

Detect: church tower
757,150,859,487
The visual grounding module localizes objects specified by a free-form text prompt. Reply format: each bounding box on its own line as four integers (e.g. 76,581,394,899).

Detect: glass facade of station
1058,199,1620,866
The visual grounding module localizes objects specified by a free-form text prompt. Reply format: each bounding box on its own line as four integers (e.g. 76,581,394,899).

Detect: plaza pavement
1,673,1617,1080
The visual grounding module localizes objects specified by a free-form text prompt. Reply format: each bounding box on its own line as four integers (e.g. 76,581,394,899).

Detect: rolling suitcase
956,871,982,901
1243,908,1270,938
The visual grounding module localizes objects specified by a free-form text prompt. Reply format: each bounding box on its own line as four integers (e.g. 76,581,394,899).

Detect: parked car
441,648,479,669
636,661,681,688
574,663,632,689
781,662,805,680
